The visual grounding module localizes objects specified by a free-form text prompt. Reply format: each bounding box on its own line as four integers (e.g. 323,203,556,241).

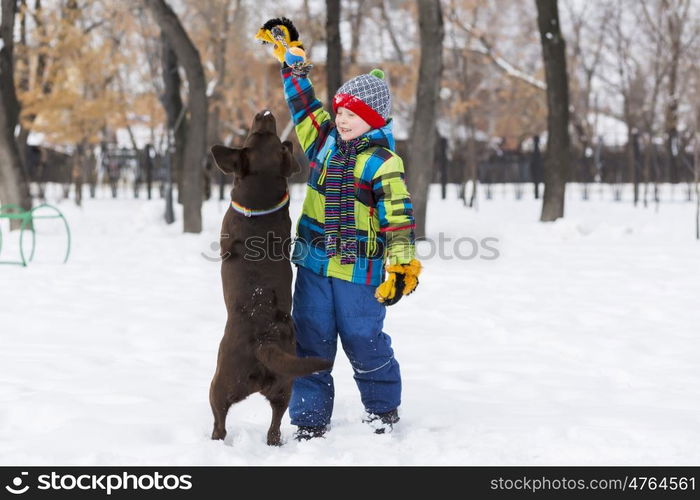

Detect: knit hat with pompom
333,68,391,128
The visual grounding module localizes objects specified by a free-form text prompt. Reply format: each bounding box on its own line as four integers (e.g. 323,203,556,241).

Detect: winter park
1,0,700,469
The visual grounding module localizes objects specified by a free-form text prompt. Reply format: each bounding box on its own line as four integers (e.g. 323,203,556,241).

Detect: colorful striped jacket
281,66,416,286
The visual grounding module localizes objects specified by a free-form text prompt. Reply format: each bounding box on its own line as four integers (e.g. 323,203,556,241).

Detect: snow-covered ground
1,183,699,465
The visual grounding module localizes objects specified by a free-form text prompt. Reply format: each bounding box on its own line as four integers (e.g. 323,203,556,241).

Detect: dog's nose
252,109,277,134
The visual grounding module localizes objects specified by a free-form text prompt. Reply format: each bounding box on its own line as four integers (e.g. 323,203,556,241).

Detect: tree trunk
145,0,207,234
406,0,444,239
0,0,32,228
531,135,543,199
17,0,28,168
86,145,97,199
325,0,342,102
160,31,187,206
467,118,478,208
348,0,365,66
0,101,27,225
536,0,570,222
73,142,84,207
144,144,154,200
631,130,642,206
0,0,20,130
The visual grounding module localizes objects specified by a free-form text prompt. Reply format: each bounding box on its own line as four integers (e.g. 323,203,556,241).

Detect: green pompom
370,68,385,80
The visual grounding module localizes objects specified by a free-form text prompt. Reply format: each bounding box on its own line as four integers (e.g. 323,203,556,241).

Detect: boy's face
336,107,372,141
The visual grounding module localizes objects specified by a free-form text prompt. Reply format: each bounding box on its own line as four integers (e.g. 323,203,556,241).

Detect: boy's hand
284,47,312,76
375,259,422,306
284,47,307,66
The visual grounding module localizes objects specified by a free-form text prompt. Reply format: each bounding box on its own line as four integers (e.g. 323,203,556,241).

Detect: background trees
0,0,698,235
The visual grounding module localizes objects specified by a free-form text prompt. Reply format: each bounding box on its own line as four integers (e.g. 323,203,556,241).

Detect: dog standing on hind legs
209,110,333,446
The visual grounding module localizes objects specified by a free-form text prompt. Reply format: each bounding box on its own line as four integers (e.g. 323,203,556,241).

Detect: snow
1,183,699,465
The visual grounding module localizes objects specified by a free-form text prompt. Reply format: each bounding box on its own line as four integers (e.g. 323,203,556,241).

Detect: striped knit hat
333,68,391,128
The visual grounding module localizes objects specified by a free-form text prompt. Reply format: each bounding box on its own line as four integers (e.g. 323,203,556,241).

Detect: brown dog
209,110,332,446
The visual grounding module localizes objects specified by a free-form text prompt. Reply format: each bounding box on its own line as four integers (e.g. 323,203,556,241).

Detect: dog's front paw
211,428,227,440
266,431,283,446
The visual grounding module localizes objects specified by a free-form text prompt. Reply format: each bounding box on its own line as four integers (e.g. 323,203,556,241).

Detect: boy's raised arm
281,66,333,161
255,17,332,161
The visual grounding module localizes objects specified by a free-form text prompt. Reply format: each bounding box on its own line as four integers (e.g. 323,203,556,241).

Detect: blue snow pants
289,265,401,427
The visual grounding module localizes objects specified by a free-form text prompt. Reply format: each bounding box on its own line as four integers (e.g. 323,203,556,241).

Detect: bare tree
601,1,643,202
445,0,483,208
563,0,609,200
206,0,240,148
536,0,571,221
660,0,691,184
451,13,545,93
325,0,342,101
348,0,365,66
376,0,404,63
407,0,444,238
636,0,669,207
299,0,325,62
133,6,166,149
160,32,186,204
0,0,32,227
143,0,207,234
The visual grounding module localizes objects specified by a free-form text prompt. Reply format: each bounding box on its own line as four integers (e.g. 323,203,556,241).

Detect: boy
256,18,422,440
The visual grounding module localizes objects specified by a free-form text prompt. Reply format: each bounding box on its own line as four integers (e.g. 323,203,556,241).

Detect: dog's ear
210,145,249,176
281,140,301,177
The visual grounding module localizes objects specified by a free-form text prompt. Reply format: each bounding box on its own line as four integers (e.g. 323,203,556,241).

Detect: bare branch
448,12,545,91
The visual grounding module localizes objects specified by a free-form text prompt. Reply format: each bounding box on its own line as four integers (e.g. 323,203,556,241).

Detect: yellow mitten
401,258,422,295
375,258,422,306
255,17,305,63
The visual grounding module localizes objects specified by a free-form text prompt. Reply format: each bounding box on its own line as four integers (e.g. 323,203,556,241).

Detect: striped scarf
325,136,370,264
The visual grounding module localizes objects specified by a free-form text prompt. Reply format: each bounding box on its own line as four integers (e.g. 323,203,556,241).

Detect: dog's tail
255,344,333,377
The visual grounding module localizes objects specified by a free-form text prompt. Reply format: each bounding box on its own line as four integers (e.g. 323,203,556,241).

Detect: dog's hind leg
210,381,250,441
209,385,230,440
263,385,291,446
